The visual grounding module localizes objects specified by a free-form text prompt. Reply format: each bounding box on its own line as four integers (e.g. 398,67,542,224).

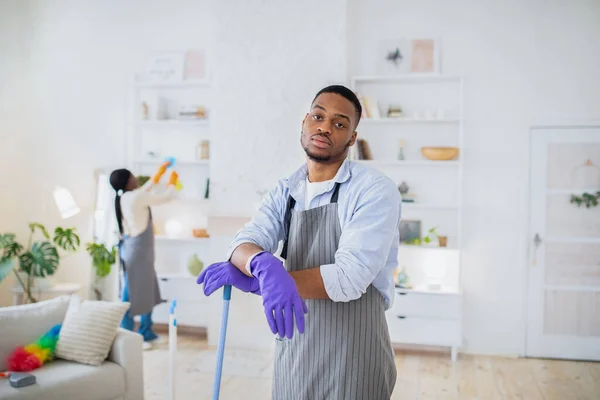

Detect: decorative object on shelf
379,38,440,75
399,220,421,244
394,266,411,288
144,51,184,83
85,242,117,300
380,39,410,74
358,96,380,119
192,228,210,238
397,139,406,160
141,102,149,120
570,191,599,208
387,106,404,118
178,104,207,120
397,181,416,203
0,224,80,304
184,49,207,81
410,38,440,74
187,254,204,276
196,140,210,160
386,47,403,67
421,146,459,161
156,96,169,120
423,227,447,247
398,181,409,195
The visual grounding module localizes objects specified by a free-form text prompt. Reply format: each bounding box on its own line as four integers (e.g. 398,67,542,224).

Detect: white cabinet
152,275,210,327
386,288,462,362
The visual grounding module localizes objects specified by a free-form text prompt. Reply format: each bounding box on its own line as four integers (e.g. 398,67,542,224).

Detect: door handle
531,233,542,266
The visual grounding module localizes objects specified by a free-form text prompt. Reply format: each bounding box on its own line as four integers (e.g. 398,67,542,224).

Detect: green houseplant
85,242,117,300
423,227,448,247
0,223,80,303
570,191,600,208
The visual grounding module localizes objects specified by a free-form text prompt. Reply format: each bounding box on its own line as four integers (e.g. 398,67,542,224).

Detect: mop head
6,324,62,371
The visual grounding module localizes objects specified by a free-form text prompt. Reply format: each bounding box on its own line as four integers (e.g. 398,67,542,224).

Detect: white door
527,125,600,361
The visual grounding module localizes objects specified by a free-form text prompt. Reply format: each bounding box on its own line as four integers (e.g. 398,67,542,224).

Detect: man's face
301,92,358,163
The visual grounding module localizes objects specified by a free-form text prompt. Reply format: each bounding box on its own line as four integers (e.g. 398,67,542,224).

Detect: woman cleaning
109,161,178,349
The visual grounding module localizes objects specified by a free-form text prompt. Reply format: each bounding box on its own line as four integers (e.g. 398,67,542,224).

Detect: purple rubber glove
196,261,260,296
250,252,308,339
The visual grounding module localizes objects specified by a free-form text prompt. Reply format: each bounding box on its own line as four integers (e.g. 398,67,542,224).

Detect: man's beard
301,131,352,163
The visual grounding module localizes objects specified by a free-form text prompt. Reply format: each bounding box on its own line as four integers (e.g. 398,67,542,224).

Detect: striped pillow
55,295,131,366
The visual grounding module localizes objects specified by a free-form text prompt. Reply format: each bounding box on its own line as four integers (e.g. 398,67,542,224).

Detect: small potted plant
85,242,118,300
423,227,448,248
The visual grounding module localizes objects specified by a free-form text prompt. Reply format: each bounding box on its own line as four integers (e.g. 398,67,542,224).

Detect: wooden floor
143,334,600,400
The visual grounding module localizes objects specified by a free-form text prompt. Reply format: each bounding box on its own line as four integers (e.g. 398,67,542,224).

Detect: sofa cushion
0,295,70,369
55,295,130,366
0,359,125,400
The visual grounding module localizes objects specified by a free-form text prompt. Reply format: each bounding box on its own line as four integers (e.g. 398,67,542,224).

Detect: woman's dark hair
109,169,133,237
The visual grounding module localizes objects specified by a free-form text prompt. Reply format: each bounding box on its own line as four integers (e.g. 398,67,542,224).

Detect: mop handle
212,285,232,400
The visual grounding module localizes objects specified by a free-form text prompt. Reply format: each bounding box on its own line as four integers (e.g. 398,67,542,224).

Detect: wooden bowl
421,147,459,161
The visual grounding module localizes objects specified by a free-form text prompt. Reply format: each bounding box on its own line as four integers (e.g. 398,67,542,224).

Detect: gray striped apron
273,182,397,400
119,208,161,316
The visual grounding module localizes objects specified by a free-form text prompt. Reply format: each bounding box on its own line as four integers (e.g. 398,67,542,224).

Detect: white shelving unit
125,73,215,327
350,74,464,361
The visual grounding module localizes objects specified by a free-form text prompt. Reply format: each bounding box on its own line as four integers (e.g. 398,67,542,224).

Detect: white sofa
0,295,144,400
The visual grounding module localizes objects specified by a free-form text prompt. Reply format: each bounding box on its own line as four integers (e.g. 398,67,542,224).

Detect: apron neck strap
281,182,342,260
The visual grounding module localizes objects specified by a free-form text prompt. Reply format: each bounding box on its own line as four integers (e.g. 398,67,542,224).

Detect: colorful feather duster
6,324,61,371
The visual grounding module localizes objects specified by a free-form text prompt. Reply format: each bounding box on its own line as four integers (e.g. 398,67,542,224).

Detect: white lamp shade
53,186,80,219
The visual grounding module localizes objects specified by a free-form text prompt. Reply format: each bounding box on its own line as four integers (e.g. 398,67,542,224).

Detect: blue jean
120,274,158,342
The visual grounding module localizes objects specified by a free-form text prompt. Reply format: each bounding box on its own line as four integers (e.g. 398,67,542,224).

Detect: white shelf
360,117,460,124
134,160,209,166
544,285,600,293
132,120,209,127
547,188,598,195
402,203,459,210
134,80,210,88
155,235,210,243
545,236,600,244
356,160,460,167
156,273,197,279
399,244,459,252
395,286,462,295
352,75,462,84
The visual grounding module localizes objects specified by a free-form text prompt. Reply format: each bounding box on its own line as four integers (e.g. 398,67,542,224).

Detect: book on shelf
349,139,372,160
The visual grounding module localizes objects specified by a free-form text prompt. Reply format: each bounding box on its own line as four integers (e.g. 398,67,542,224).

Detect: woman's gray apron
273,182,397,400
119,208,161,316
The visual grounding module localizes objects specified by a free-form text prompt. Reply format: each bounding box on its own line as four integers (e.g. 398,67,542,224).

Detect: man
198,85,401,399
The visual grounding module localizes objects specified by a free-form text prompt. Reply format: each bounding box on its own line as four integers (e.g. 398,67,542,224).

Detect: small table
11,283,82,305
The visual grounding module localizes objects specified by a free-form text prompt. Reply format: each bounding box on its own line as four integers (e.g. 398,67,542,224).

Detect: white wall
348,0,600,355
210,0,347,216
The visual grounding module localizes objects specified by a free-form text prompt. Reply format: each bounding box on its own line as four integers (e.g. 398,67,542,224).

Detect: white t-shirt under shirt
305,177,333,209
244,177,334,274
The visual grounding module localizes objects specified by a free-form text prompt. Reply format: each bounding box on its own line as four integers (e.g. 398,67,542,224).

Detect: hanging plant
570,191,600,208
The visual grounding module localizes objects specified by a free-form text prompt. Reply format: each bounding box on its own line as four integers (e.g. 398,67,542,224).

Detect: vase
438,236,448,247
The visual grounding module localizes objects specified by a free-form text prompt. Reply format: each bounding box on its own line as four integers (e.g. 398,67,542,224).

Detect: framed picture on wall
379,38,440,76
145,51,185,83
399,220,422,243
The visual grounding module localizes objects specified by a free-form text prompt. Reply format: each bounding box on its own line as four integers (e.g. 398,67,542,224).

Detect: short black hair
312,85,362,127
